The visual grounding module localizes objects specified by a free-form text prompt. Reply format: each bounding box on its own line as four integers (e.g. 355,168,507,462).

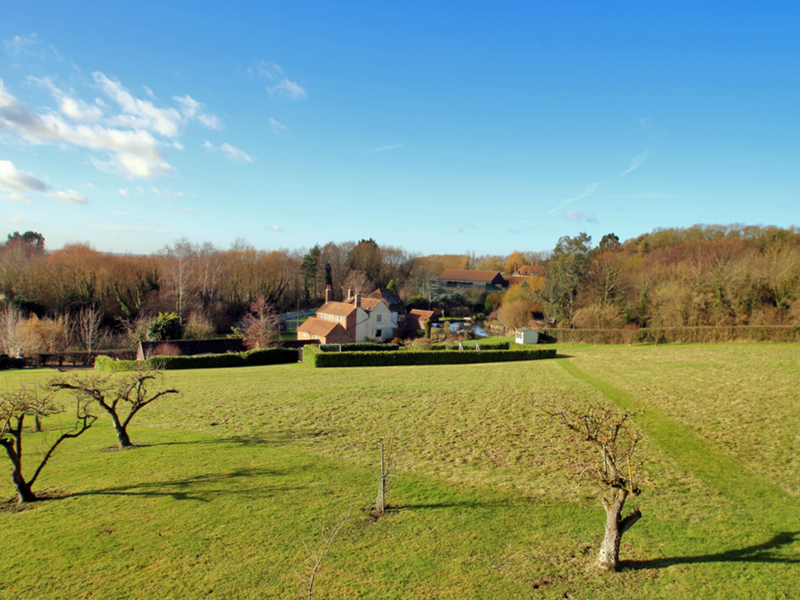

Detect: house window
337,316,341,324
376,329,382,338
376,314,382,323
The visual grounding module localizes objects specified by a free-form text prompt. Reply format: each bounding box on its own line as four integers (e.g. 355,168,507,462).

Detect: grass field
1,342,798,599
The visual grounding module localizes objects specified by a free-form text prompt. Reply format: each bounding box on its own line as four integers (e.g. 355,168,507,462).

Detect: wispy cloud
203,141,254,164
47,189,88,205
269,117,287,134
270,225,285,232
363,143,404,155
507,227,520,234
4,33,61,63
150,187,184,198
268,78,306,100
548,149,657,215
253,60,306,100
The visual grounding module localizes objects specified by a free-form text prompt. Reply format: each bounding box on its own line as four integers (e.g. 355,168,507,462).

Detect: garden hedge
303,344,555,368
96,347,299,372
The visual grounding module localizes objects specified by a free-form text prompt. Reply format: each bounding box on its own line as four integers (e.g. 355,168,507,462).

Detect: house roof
297,318,348,337
516,265,544,277
343,297,385,312
317,301,357,317
438,269,503,283
367,289,406,313
409,309,436,321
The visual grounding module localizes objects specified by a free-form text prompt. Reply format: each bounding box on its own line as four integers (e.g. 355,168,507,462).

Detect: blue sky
1,1,798,255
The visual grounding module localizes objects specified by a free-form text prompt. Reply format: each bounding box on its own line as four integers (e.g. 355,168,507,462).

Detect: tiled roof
438,269,503,283
297,318,347,337
317,301,357,317
409,309,436,320
343,297,385,311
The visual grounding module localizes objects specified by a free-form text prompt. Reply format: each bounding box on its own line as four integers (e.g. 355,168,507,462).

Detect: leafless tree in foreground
293,505,352,600
374,439,397,517
0,385,96,503
549,403,648,571
51,371,179,449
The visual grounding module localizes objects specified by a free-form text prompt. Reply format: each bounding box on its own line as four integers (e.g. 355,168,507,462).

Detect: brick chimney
355,292,361,308
325,285,333,304
347,287,354,300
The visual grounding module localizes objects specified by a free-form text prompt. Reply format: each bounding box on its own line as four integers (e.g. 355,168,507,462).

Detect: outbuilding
515,328,539,345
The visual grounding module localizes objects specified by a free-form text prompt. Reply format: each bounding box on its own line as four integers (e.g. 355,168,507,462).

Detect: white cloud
0,160,48,192
31,76,103,122
173,94,221,130
151,186,184,197
0,192,32,203
93,72,184,137
203,141,254,163
142,85,155,99
269,117,287,134
0,160,88,205
119,188,129,197
47,189,88,205
1,78,174,178
270,225,284,232
268,78,306,100
507,228,520,234
220,143,253,163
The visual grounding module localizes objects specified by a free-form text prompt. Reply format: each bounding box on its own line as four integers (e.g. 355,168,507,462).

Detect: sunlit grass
1,344,798,599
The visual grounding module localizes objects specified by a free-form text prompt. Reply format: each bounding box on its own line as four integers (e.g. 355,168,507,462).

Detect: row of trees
2,223,800,352
522,226,800,330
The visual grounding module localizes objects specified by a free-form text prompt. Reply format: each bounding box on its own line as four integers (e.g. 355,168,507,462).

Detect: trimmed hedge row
96,347,299,372
0,355,26,370
303,344,555,368
541,326,800,345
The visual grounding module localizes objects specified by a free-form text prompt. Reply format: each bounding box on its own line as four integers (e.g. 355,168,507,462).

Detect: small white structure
515,328,539,345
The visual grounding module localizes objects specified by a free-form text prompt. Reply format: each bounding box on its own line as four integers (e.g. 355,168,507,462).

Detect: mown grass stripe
557,358,800,532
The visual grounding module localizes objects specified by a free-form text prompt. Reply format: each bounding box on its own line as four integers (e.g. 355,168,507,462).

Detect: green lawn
1,343,798,599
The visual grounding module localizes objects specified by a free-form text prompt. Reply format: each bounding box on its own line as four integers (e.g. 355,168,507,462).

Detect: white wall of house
366,302,394,341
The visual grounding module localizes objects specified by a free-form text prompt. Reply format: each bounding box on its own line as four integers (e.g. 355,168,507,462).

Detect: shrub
147,312,183,341
184,312,216,340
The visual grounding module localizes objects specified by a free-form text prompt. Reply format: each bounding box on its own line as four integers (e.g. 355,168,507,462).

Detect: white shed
515,328,539,345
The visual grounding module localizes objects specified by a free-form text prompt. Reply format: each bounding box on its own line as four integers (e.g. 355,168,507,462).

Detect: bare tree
293,505,352,600
76,305,105,352
373,439,397,518
0,385,96,503
0,306,24,356
549,403,648,571
51,371,179,449
238,296,280,349
343,270,373,295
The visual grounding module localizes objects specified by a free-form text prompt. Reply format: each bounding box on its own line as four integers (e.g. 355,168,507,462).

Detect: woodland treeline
1,224,799,354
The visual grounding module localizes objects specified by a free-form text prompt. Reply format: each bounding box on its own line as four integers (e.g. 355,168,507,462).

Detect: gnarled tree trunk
596,488,642,570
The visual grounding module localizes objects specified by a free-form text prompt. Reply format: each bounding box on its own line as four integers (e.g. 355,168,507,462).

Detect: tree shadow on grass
625,531,800,570
69,467,306,503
